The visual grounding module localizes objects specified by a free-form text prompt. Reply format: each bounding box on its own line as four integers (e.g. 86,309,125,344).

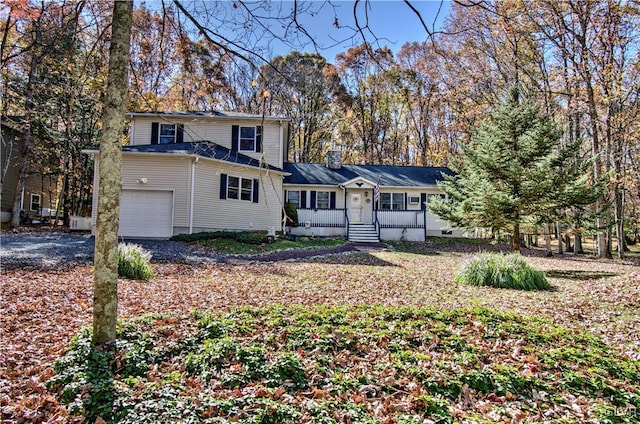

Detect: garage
119,190,173,239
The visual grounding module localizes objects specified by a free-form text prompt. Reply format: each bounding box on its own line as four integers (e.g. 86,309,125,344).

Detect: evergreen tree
430,86,596,251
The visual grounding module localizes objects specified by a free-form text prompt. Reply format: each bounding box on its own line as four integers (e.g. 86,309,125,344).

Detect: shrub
454,252,550,290
170,231,268,244
284,201,299,227
118,243,153,280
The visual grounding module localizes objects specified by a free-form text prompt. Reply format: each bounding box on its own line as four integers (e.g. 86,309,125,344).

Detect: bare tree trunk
545,224,552,255
512,222,521,252
92,0,132,347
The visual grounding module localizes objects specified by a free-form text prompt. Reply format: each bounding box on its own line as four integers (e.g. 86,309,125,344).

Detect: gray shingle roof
283,163,452,187
126,111,288,121
121,142,282,171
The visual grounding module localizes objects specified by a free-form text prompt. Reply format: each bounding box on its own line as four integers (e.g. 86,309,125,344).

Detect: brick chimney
326,150,342,170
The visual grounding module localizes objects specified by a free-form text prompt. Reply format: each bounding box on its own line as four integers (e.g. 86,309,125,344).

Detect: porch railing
297,208,346,228
377,210,426,228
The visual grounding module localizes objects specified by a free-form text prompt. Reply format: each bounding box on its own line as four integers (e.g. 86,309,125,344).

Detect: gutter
81,149,291,176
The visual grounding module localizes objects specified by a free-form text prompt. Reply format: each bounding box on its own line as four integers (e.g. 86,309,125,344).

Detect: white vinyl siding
192,160,282,232
120,156,189,230
129,117,283,167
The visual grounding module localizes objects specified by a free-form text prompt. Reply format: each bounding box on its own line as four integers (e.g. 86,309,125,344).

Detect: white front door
349,192,363,223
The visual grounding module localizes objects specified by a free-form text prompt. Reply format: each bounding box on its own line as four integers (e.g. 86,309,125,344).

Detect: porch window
286,190,300,207
159,123,176,144
379,192,404,210
240,126,256,151
30,194,41,212
316,191,330,209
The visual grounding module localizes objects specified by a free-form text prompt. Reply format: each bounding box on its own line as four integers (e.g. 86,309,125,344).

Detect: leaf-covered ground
1,245,639,422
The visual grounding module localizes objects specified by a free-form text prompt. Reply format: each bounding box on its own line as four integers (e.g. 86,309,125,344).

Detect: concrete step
348,224,379,243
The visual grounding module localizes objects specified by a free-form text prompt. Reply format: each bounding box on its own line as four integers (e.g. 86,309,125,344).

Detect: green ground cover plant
455,252,551,290
48,305,640,423
172,231,344,254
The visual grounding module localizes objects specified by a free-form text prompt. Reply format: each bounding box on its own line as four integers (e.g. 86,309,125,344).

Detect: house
85,111,462,241
1,117,61,225
283,152,463,242
85,111,290,238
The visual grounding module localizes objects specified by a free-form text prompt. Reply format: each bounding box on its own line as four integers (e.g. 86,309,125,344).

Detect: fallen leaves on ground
1,248,638,422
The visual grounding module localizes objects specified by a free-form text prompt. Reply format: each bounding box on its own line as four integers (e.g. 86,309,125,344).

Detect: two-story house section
85,111,290,239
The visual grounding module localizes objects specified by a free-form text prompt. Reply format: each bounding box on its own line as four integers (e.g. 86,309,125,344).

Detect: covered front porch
288,176,429,242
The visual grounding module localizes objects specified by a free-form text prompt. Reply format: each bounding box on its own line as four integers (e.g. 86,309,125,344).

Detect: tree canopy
430,86,596,251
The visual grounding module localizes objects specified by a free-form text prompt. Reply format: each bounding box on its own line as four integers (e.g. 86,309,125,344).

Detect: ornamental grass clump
118,243,153,280
455,252,550,290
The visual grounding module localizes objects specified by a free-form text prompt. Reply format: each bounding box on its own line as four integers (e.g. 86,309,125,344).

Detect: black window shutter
151,122,159,145
220,174,227,199
255,126,262,152
176,124,184,143
231,125,239,152
310,191,317,208
330,192,336,209
253,179,259,203
404,193,408,210
300,190,307,208
284,190,288,204
420,193,427,210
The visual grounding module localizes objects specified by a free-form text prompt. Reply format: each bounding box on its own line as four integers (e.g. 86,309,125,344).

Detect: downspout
423,209,427,242
188,156,198,234
278,120,284,169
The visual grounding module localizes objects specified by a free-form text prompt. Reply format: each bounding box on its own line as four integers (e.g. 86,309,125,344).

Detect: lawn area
1,244,639,422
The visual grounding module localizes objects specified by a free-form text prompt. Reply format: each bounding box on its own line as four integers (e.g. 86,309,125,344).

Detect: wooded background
1,0,638,258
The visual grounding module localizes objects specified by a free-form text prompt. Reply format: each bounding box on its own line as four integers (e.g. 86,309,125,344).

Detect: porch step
348,224,379,243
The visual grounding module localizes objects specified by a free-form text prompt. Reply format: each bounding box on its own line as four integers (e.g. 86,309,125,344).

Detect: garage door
119,190,173,238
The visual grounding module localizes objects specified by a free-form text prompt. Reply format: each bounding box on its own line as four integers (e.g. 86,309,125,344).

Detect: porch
290,208,430,242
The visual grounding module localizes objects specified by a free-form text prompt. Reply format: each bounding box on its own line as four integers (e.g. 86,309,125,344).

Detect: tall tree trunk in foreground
93,0,132,347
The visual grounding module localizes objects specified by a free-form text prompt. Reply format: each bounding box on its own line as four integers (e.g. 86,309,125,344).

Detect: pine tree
430,86,596,251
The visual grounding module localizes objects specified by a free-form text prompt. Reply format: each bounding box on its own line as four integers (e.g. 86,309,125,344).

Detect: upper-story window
232,125,262,153
151,122,183,145
379,193,404,210
159,124,176,144
240,126,256,151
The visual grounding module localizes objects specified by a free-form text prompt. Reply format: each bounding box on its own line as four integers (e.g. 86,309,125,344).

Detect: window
409,196,420,204
227,176,254,202
316,191,330,209
379,193,404,210
286,190,300,207
159,123,176,144
241,178,252,201
239,126,256,151
30,194,41,211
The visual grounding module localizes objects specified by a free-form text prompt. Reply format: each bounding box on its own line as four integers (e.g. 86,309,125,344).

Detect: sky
267,1,452,61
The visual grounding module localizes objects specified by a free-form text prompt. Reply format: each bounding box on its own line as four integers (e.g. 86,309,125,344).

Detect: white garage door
119,190,173,239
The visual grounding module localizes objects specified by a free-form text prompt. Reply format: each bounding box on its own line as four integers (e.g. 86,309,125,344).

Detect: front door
349,192,363,223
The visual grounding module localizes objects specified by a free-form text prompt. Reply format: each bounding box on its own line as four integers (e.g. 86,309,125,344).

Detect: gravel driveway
0,231,226,270
0,231,373,270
